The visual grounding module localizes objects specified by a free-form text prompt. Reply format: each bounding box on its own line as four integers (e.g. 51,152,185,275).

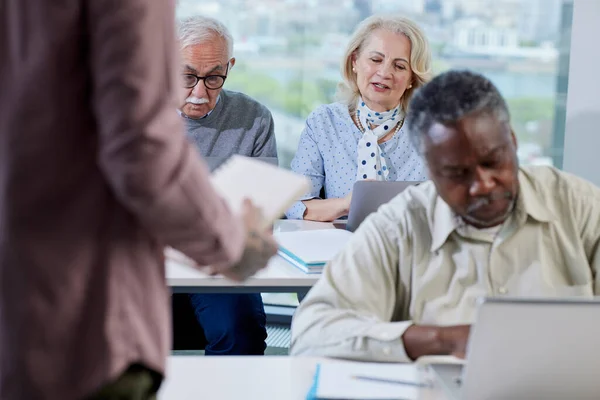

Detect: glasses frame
182,63,230,90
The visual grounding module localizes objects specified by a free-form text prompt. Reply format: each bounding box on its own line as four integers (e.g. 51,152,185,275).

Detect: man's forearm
402,325,448,360
402,324,473,360
89,0,245,268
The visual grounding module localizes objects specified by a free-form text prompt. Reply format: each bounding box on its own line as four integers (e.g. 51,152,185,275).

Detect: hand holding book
166,156,309,281
212,198,278,281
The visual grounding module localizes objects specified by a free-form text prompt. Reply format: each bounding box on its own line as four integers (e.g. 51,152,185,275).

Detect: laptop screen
346,181,422,232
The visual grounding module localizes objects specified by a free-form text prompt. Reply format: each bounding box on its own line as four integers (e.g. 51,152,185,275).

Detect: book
277,251,323,274
165,155,310,266
275,229,353,273
211,155,310,229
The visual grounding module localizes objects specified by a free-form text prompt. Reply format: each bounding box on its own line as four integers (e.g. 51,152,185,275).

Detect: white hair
178,16,234,58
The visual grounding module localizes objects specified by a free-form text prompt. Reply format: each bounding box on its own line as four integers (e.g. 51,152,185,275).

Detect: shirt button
383,347,392,355
498,287,508,295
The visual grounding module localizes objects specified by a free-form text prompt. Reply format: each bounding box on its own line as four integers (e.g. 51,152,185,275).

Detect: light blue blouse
285,102,427,219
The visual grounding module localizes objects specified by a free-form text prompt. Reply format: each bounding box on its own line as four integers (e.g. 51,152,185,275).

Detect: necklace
354,114,404,136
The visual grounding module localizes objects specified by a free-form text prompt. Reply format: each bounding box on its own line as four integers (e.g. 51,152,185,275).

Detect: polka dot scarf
355,98,403,181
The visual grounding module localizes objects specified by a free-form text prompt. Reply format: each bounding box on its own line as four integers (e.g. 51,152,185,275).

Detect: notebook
275,229,353,273
306,361,433,400
210,155,310,229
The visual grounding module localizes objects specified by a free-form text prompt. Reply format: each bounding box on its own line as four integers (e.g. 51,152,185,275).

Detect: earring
408,84,413,89
352,67,356,73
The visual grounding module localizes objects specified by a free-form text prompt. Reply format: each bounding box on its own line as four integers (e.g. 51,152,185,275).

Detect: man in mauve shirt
0,1,277,399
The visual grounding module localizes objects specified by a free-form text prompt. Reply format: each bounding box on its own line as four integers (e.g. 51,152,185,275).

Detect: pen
351,375,432,388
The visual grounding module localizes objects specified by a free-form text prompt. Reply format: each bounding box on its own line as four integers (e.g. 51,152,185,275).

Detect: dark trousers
86,364,161,400
172,293,267,355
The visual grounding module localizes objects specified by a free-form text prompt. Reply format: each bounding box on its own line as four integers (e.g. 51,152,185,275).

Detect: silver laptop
345,180,421,232
431,297,600,400
203,156,278,172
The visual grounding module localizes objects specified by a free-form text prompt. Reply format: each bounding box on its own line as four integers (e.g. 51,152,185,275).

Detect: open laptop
345,180,422,232
431,297,600,400
203,156,278,172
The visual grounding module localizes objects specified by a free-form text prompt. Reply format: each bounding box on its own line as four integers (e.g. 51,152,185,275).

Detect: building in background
518,0,563,45
372,0,425,15
175,0,572,169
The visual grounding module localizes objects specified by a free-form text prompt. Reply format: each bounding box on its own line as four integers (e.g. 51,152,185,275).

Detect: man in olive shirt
291,70,600,361
0,1,276,399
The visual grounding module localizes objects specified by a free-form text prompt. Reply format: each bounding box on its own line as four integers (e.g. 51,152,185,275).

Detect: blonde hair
337,15,432,114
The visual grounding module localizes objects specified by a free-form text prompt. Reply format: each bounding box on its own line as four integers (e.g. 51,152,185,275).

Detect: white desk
158,356,448,400
167,219,338,294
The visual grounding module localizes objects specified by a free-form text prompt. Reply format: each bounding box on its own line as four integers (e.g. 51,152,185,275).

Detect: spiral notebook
210,155,310,228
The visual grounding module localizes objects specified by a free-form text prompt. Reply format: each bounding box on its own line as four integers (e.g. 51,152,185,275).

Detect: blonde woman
286,15,431,221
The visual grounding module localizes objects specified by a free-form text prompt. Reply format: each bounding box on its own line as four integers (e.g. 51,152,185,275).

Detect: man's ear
229,57,236,69
510,128,518,148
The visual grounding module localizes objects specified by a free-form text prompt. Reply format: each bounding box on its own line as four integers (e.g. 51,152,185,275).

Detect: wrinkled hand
343,191,353,214
442,325,471,359
219,199,278,281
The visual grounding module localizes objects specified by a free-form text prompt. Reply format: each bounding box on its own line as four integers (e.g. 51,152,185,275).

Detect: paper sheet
309,361,433,400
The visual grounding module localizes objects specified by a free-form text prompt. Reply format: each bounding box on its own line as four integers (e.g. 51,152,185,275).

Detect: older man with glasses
172,15,278,356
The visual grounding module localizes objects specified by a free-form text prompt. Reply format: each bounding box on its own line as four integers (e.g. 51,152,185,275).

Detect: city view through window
178,0,573,170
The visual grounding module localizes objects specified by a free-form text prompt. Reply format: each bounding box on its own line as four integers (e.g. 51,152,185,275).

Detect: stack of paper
306,361,433,400
275,229,353,273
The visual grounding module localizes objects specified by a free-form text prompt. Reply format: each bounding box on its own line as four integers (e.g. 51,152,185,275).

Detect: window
176,0,573,306
177,0,572,170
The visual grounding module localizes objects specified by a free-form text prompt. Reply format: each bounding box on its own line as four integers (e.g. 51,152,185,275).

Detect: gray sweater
183,89,278,159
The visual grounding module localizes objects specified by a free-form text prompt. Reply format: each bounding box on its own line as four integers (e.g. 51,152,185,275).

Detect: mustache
467,191,513,213
186,96,209,105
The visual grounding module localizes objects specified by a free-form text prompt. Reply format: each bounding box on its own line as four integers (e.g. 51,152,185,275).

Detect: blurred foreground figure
0,1,276,399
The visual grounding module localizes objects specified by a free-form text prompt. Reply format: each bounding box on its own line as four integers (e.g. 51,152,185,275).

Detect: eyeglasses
182,63,229,90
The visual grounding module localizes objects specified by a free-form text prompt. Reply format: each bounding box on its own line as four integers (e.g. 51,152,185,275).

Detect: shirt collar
429,167,554,252
430,197,456,252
